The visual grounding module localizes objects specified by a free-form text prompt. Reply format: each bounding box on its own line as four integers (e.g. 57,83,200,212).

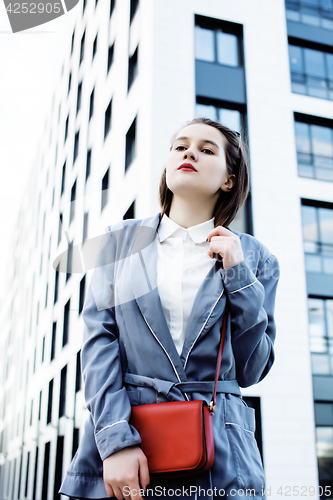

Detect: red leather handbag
129,307,229,477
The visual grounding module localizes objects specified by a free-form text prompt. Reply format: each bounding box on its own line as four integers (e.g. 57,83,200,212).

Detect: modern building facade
0,0,333,498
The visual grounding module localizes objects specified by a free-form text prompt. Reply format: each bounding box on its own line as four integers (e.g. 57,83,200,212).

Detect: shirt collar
158,214,215,244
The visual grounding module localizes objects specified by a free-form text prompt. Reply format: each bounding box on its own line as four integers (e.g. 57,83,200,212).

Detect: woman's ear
220,174,236,192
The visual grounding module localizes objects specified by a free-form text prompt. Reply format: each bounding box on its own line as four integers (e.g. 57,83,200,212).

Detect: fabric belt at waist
123,373,241,401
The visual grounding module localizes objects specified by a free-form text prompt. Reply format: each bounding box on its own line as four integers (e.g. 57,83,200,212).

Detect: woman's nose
183,149,197,161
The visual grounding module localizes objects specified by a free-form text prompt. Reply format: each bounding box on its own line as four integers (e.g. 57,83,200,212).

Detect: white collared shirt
157,214,216,355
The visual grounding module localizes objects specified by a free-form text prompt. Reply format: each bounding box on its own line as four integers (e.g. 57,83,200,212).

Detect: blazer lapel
129,214,187,381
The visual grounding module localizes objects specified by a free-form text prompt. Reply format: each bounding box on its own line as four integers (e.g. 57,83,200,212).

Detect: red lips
178,163,197,171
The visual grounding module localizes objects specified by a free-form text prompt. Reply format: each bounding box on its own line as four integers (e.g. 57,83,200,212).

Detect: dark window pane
130,0,138,22
125,118,136,171
70,181,76,223
108,43,115,72
80,31,85,64
61,161,66,196
59,366,67,418
86,149,92,180
124,200,135,220
76,351,82,392
104,100,112,138
54,265,59,304
101,168,109,210
66,241,73,281
51,322,56,361
128,46,138,90
93,34,98,58
77,82,82,114
110,0,115,16
89,89,94,120
47,380,53,424
73,131,80,163
63,300,70,347
79,275,86,315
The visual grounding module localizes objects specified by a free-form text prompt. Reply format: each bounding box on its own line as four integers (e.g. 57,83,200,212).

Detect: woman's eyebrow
174,136,220,149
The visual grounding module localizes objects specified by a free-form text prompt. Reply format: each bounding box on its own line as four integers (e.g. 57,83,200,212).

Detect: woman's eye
202,148,214,154
175,145,186,151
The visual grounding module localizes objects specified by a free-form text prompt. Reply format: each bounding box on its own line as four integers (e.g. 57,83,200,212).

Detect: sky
0,2,79,302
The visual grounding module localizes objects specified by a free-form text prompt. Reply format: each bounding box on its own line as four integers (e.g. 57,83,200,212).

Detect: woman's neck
168,196,215,229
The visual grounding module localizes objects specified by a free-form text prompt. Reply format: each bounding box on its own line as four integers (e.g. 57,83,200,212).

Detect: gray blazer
59,212,280,500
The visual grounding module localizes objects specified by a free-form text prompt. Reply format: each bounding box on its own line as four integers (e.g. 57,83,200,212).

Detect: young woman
60,117,280,500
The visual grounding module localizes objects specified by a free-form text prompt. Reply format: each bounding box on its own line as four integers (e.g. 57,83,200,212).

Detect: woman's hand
207,226,244,269
103,446,150,500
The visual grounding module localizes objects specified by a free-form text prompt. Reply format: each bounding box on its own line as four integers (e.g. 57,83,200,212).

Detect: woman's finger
138,454,150,492
207,226,232,241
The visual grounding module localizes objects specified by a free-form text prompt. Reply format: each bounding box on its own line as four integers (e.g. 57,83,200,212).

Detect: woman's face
165,123,235,201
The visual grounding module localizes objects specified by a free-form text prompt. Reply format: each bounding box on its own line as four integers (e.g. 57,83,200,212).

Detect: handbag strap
208,304,229,414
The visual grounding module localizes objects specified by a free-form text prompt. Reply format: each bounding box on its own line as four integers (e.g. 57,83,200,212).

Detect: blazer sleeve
220,251,280,388
81,226,141,461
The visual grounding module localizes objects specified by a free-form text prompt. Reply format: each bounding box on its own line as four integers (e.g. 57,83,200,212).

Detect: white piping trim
184,290,224,370
225,422,254,434
141,314,189,401
228,280,258,294
95,420,127,436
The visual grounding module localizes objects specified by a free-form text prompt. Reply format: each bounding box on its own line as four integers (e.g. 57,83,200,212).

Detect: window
68,72,72,94
51,322,56,361
38,391,42,421
80,31,85,64
25,452,30,498
76,81,82,115
92,34,98,59
59,366,67,418
195,17,242,67
64,115,69,143
42,442,51,500
301,201,333,274
108,43,115,73
289,42,333,100
63,300,70,347
110,0,115,16
66,241,73,281
70,180,76,224
89,88,95,120
45,283,48,308
76,350,82,392
316,425,333,492
308,297,333,375
82,0,87,13
294,115,333,181
195,100,243,133
58,213,63,245
86,149,92,180
47,380,53,424
104,99,112,138
73,130,80,163
83,212,88,243
130,0,138,23
30,399,33,426
54,265,59,304
124,200,135,220
286,0,333,30
71,30,75,54
41,336,45,363
53,436,64,499
128,46,138,90
61,161,66,196
125,117,136,171
101,168,109,210
79,275,86,314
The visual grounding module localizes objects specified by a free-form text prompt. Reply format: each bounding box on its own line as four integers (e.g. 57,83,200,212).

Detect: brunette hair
158,117,250,228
